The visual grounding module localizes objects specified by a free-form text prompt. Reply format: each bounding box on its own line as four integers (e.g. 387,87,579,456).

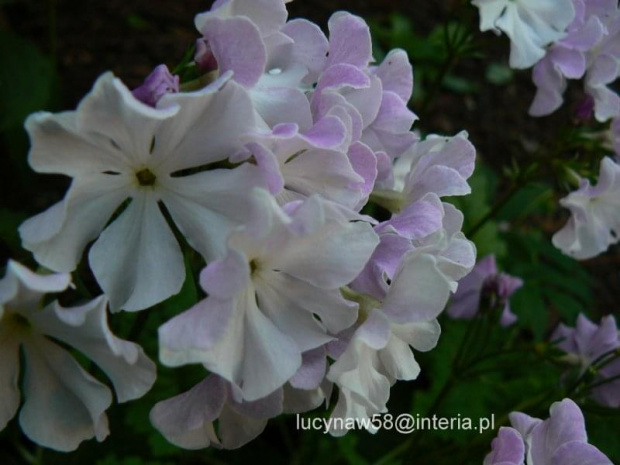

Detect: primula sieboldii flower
553,157,620,259
0,261,155,451
326,249,452,435
553,314,620,407
484,398,613,465
158,190,379,402
447,255,523,327
530,0,620,121
19,72,265,311
131,64,180,107
472,0,576,69
150,374,282,450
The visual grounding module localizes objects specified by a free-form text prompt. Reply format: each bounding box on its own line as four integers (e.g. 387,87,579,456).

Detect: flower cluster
484,398,613,465
6,0,479,451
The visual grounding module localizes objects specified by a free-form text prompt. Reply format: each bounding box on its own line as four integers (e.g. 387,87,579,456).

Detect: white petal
0,326,20,431
20,173,131,272
19,336,111,452
31,297,156,402
160,164,265,262
89,191,184,311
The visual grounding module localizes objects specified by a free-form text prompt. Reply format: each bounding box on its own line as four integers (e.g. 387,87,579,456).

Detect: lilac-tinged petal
198,17,267,88
244,142,284,194
89,192,185,312
529,398,588,465
289,348,327,390
552,47,587,78
200,249,252,299
303,115,348,149
348,141,378,199
131,64,179,108
19,337,111,452
159,297,234,367
150,375,226,450
483,427,526,465
374,49,414,102
376,194,444,240
509,411,542,437
551,441,614,465
327,12,373,68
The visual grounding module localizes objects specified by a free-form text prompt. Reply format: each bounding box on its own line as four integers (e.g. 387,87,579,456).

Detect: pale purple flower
472,0,576,69
0,261,155,451
356,194,477,300
447,255,523,327
158,190,378,401
553,157,620,259
131,64,180,107
484,398,613,465
553,314,620,407
19,72,265,311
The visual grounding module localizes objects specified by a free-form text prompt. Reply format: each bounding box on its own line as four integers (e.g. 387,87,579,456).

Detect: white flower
159,190,379,401
327,250,451,436
472,0,576,69
553,157,620,259
0,261,155,451
20,72,265,311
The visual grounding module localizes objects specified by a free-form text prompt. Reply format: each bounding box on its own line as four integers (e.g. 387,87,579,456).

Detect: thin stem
465,182,522,238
